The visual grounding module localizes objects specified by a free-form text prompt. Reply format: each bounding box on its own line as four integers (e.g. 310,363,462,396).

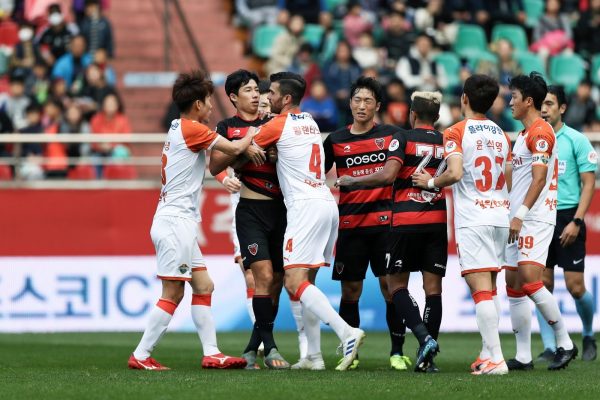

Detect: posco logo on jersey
346,152,386,167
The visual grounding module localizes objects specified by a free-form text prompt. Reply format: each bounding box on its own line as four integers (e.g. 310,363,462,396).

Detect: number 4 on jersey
308,144,322,179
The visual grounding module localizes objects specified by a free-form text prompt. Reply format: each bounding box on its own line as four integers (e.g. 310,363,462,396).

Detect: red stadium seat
0,165,13,180
103,164,138,180
67,165,97,180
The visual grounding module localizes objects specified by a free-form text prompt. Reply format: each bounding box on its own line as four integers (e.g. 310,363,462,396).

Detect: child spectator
10,22,42,78
0,74,31,130
301,79,338,132
18,102,45,180
93,48,115,86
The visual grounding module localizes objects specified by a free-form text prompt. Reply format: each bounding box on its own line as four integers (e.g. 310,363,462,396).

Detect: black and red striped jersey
387,127,447,232
215,115,282,199
324,124,401,232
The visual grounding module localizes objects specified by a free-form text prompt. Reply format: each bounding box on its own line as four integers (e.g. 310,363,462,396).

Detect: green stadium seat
325,0,348,10
453,24,488,59
467,51,498,71
252,24,285,58
491,24,529,52
434,52,461,90
591,54,600,86
549,53,586,93
303,24,325,49
515,51,546,76
319,31,339,64
0,52,8,76
524,0,545,27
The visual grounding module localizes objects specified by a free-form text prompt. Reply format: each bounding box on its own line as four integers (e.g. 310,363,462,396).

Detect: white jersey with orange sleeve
253,109,334,203
509,117,558,225
154,118,221,222
444,118,512,229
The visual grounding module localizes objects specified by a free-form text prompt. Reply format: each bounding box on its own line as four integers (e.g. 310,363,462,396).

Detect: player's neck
413,119,434,130
520,109,540,130
464,109,486,120
553,120,564,133
236,109,258,121
350,120,374,134
280,104,300,114
180,112,200,123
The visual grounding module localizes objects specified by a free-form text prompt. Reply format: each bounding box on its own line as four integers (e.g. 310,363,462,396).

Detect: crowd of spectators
234,0,600,133
0,0,129,180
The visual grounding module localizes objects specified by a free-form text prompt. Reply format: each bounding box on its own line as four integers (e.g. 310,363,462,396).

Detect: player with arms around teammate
413,75,513,375
337,91,444,372
504,72,576,371
253,72,366,371
323,76,409,371
129,70,263,370
209,69,289,369
536,85,598,362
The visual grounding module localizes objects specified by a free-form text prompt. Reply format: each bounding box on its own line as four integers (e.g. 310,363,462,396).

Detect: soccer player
208,69,289,369
129,69,263,370
413,75,512,375
336,91,444,372
536,85,598,362
323,76,409,371
253,72,366,371
503,72,577,371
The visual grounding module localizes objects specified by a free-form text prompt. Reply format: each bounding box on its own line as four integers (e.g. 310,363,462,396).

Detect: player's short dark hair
172,69,214,113
410,91,442,123
509,72,547,110
463,74,499,114
350,76,383,103
547,85,567,107
258,80,271,95
224,69,259,106
270,72,306,105
25,102,42,114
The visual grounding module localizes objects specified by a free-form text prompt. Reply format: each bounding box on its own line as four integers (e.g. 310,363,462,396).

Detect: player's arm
335,159,401,187
505,162,513,193
560,171,595,247
323,134,335,174
412,154,462,189
209,131,265,176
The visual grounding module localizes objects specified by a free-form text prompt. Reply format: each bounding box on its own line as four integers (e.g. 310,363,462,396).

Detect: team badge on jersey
375,138,385,150
589,150,598,164
389,139,399,151
445,140,457,152
248,243,258,256
535,139,549,152
344,145,351,153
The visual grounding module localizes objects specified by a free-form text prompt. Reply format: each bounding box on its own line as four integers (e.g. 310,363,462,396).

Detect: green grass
0,332,598,399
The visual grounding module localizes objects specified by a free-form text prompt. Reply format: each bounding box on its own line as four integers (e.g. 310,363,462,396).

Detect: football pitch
1,332,599,400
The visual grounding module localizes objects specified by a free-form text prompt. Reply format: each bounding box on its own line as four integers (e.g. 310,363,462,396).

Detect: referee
538,85,598,362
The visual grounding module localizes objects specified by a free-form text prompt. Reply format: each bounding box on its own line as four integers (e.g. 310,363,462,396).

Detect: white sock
191,294,220,356
480,292,502,359
133,299,176,360
508,294,532,363
291,299,308,358
302,303,321,357
475,300,504,363
299,284,351,341
246,297,255,324
525,284,573,351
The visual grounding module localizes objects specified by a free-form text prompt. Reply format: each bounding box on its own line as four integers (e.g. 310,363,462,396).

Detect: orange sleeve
182,118,219,152
525,123,555,156
215,170,228,184
253,116,285,149
443,120,466,158
504,131,513,161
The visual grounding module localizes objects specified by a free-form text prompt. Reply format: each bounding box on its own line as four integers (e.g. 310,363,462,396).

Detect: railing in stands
0,132,599,189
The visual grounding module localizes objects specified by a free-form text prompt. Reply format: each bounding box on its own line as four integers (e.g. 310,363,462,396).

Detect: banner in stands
1,256,599,333
1,188,600,256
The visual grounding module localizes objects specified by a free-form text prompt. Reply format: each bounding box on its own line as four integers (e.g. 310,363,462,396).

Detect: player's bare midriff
240,183,273,200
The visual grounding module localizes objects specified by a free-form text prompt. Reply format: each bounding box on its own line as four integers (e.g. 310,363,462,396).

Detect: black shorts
235,198,286,272
387,230,448,277
332,230,389,281
546,207,587,272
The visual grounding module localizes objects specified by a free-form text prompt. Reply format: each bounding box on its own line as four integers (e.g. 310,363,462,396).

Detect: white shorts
150,215,206,281
283,199,338,270
456,226,509,276
505,219,554,271
230,192,241,263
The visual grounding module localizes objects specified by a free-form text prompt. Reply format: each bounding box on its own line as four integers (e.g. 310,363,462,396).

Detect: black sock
423,295,442,341
243,324,262,354
252,295,277,355
272,302,279,320
386,301,406,356
392,288,430,345
339,299,360,327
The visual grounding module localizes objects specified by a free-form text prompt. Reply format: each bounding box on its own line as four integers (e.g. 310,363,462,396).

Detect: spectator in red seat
51,35,92,89
0,107,14,157
265,13,305,75
60,103,91,159
0,74,31,130
80,0,114,58
43,98,69,177
343,1,374,48
37,3,79,66
92,47,115,86
10,22,42,78
18,102,44,158
0,7,19,48
90,93,131,155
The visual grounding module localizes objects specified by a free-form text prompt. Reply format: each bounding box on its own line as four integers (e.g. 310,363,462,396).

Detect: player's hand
222,176,241,194
335,175,355,187
508,217,523,244
266,146,278,163
245,144,266,166
412,171,433,189
559,222,579,247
